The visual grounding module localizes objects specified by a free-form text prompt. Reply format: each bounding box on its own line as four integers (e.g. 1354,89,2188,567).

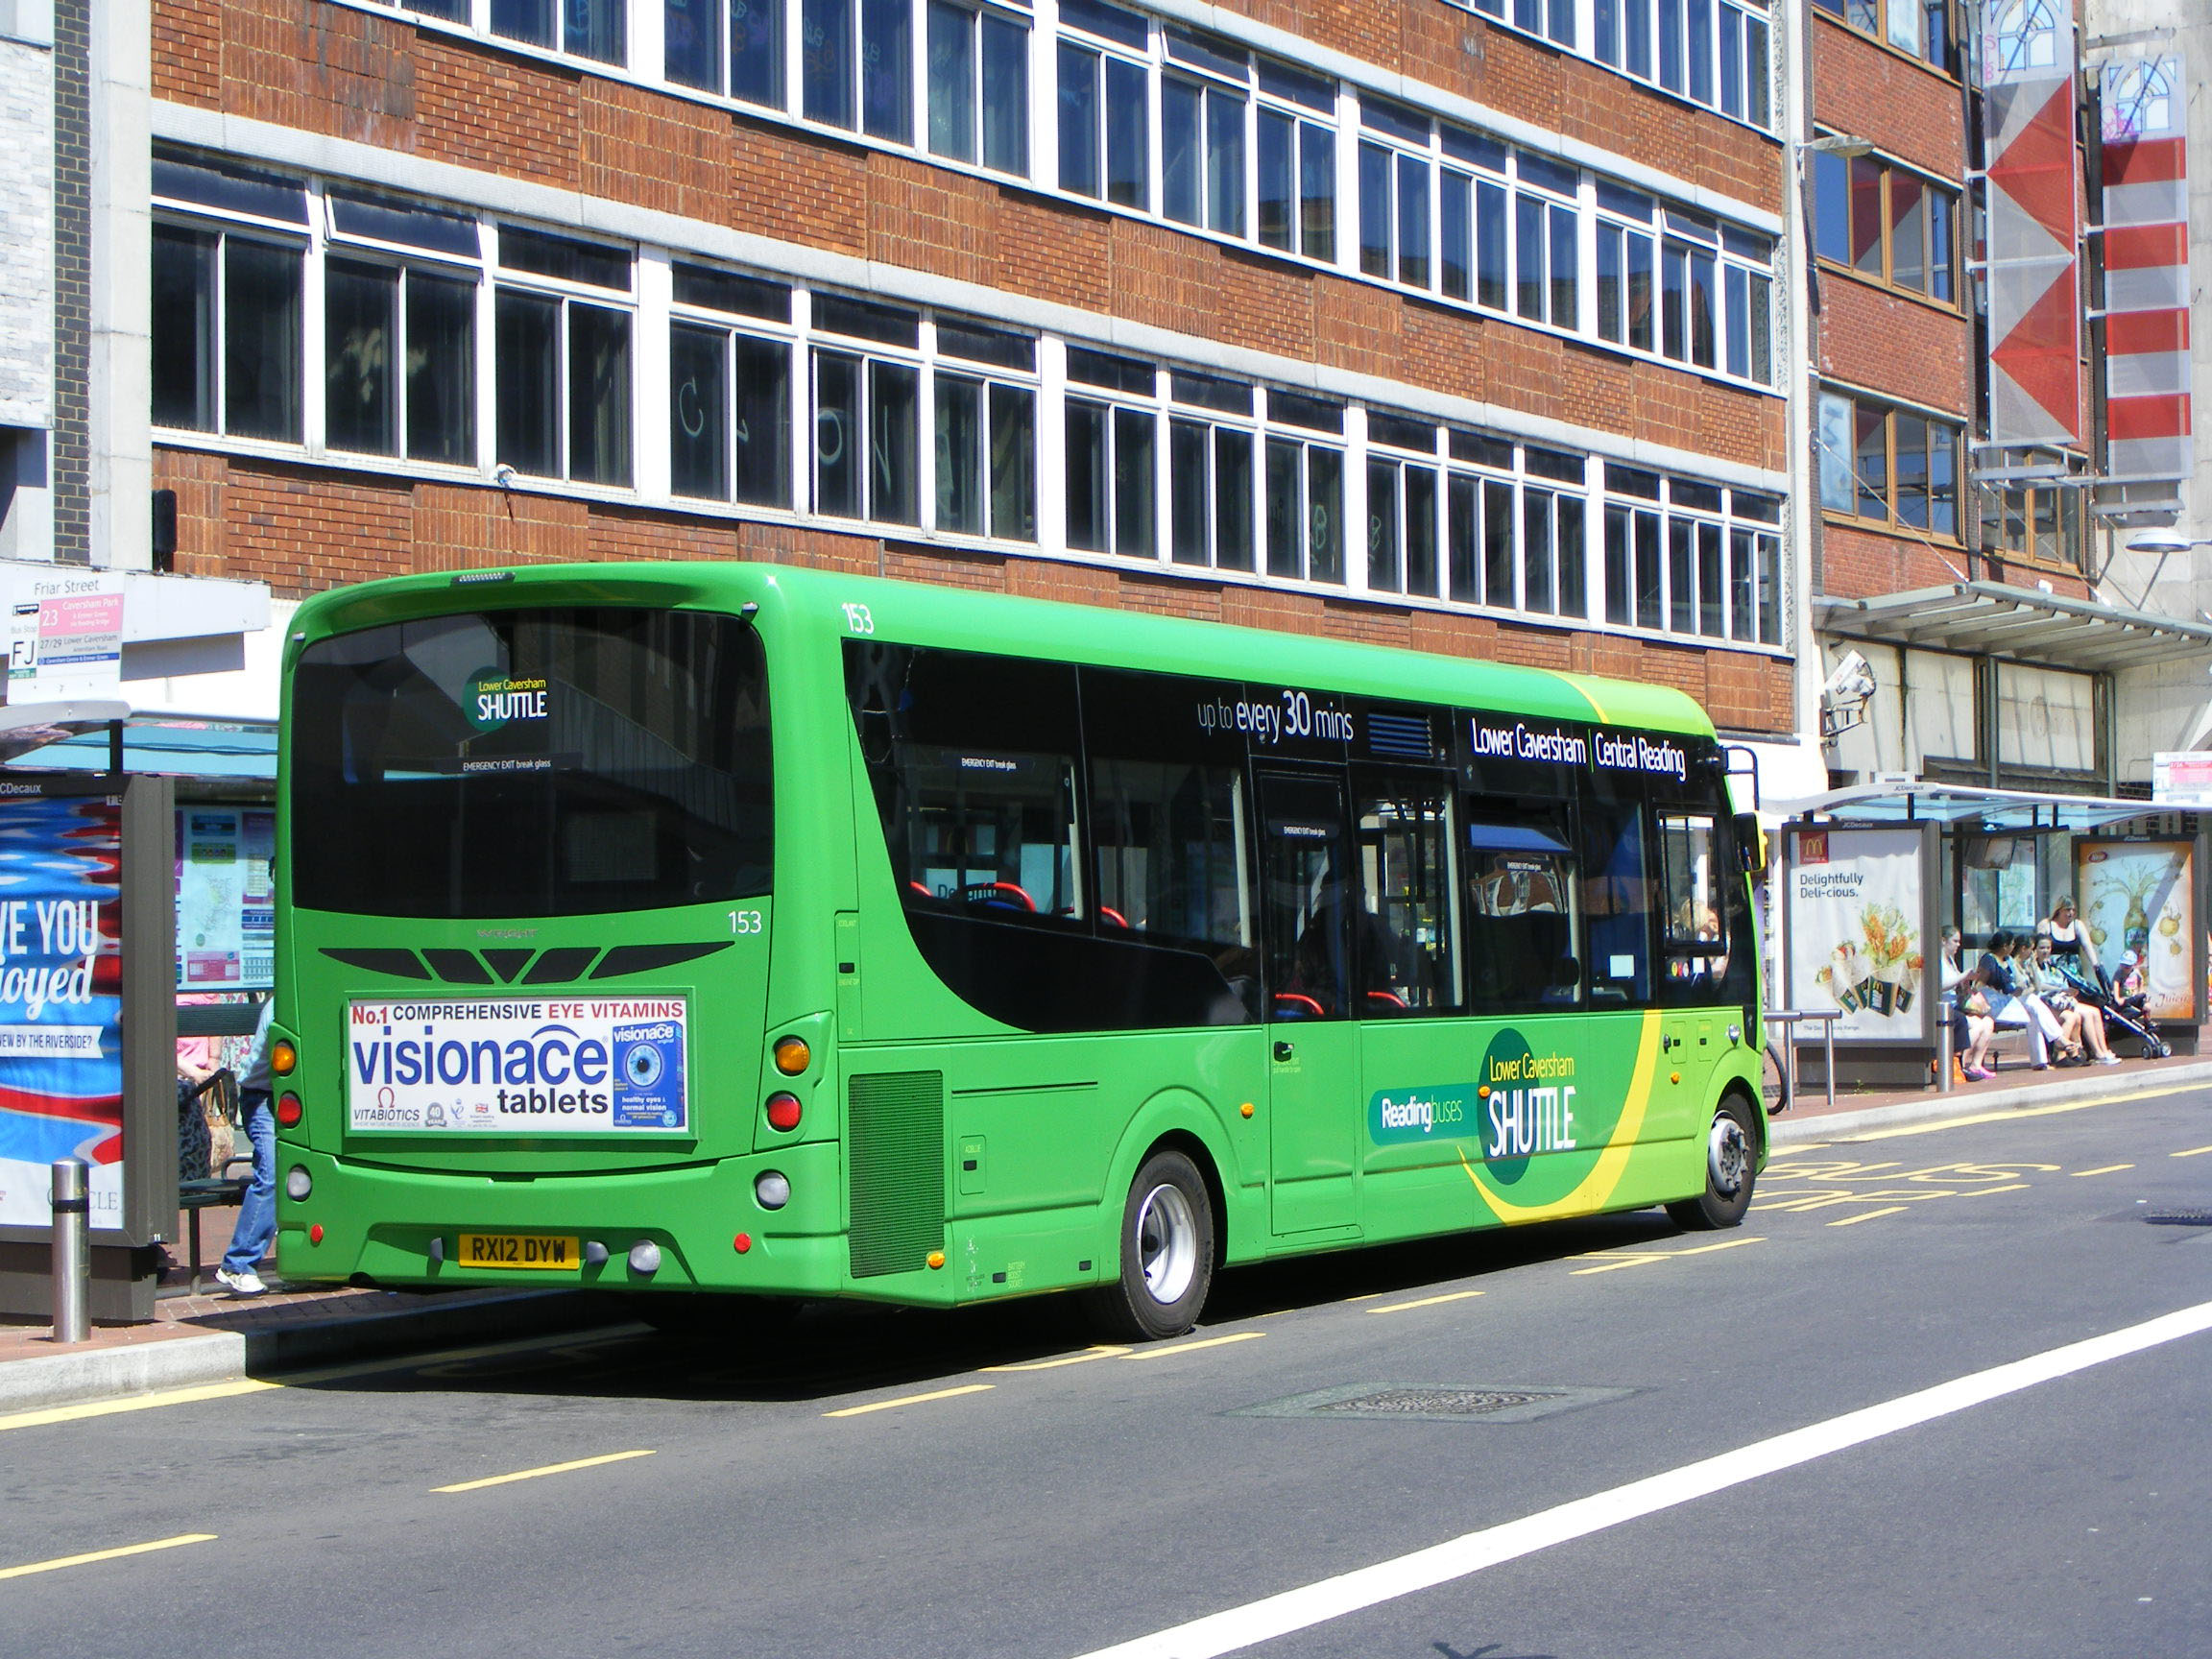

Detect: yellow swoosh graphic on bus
1556,673,1610,725
1461,1010,1659,1224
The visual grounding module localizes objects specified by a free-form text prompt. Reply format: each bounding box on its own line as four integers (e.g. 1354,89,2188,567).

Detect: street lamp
1802,132,1876,158
2124,528,2212,553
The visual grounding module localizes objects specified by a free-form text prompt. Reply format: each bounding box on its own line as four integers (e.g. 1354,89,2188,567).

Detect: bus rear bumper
274,1141,852,1297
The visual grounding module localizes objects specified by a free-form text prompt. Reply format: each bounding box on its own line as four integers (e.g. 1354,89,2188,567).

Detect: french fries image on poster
612,1019,686,1130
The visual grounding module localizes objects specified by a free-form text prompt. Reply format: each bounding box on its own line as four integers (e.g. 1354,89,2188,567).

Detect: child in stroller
2057,950,2172,1061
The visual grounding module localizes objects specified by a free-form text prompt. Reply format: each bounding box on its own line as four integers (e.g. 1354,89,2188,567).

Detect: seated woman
1939,926,1997,1080
2027,933,2119,1065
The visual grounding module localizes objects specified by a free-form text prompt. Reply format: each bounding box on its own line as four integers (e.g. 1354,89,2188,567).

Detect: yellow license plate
458,1232,580,1271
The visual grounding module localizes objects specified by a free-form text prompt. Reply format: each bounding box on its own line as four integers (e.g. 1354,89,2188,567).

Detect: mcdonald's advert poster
0,795,124,1229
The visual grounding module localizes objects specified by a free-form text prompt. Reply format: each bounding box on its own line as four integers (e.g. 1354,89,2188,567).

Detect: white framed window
809,295,924,522
494,0,627,63
324,193,484,466
1595,0,1771,128
932,321,1039,541
493,225,637,487
669,264,796,506
1255,62,1336,260
926,1,1030,172
1365,413,1442,598
1262,392,1345,585
1065,347,1161,558
1603,464,1780,643
1057,0,1151,207
1166,372,1258,572
150,154,311,444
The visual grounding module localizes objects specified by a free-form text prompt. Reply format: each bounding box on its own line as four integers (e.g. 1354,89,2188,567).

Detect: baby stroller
2055,959,2172,1060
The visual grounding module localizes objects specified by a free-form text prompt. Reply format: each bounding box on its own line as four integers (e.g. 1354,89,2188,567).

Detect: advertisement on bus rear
346,998,688,1133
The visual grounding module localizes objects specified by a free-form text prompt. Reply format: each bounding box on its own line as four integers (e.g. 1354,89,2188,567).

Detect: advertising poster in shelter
1789,828,1925,1040
0,794,123,1229
176,807,276,989
2075,840,2196,1021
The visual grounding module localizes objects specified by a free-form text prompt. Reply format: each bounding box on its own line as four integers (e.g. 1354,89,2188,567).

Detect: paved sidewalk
5,1051,2205,1414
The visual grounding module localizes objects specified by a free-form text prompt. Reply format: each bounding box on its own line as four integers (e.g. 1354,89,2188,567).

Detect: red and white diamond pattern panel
2100,53,2192,489
1980,1,2080,448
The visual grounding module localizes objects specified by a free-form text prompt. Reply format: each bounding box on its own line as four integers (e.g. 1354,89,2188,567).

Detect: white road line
1068,1297,2212,1659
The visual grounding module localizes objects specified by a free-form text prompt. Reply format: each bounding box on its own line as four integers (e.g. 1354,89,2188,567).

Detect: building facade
136,0,1798,756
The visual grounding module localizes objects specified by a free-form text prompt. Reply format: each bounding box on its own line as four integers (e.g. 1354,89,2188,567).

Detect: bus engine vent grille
848,1070,946,1278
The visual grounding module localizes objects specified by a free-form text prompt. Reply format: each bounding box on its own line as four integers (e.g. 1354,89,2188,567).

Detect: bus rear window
290,607,770,918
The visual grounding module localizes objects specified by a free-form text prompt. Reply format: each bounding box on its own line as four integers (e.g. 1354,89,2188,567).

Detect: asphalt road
6,1082,2211,1659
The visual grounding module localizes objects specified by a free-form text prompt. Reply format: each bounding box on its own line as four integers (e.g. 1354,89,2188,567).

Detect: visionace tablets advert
346,998,689,1133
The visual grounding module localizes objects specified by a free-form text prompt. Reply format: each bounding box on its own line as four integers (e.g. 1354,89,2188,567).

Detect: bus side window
1464,809,1581,1012
1092,756,1260,1019
1580,803,1651,1007
1656,811,1724,1002
1355,779,1460,1016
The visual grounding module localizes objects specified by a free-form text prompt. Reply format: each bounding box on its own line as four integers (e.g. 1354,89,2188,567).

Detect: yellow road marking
0,1533,216,1579
1960,1182,2032,1197
1827,1207,1908,1227
1366,1290,1485,1315
433,1449,656,1491
1123,1331,1267,1361
2173,1145,2212,1159
2071,1164,2134,1178
1572,1237,1763,1274
0,1378,277,1435
982,1346,1130,1373
824,1383,995,1418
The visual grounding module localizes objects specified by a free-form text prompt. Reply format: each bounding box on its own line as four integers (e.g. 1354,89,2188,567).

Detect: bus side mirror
1734,813,1767,878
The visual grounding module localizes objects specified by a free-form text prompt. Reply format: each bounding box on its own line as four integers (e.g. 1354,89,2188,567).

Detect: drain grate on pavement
2144,1209,2212,1227
1234,1382,1637,1425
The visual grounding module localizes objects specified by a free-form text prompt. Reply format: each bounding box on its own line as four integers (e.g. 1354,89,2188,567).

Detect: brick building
112,0,1799,766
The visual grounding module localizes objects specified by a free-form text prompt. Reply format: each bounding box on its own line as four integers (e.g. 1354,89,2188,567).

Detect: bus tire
1084,1149,1215,1341
1666,1097,1756,1231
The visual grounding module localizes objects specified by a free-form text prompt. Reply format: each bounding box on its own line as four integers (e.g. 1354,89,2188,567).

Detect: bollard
50,1157,90,1345
1937,1003,1955,1094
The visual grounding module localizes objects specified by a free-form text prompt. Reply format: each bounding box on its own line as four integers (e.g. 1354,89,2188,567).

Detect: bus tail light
764,1092,803,1132
772,1036,810,1075
276,1093,302,1127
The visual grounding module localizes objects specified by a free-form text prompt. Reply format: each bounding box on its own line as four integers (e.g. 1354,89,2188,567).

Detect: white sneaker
215,1267,267,1297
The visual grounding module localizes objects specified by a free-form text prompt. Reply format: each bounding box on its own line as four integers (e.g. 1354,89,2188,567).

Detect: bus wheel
1666,1099,1756,1231
1084,1150,1214,1341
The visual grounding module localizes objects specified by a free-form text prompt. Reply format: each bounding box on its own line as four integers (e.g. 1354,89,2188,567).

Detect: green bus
274,562,1767,1338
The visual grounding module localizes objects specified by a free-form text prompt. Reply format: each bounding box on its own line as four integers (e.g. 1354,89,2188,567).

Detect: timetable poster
0,795,124,1230
1789,827,1925,1040
176,807,276,990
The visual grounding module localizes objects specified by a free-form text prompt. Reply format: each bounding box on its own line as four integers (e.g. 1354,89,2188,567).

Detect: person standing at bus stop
217,996,277,1297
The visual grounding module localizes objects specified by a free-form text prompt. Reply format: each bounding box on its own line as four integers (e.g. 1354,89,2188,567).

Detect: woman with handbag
1977,931,2058,1068
1941,926,1997,1079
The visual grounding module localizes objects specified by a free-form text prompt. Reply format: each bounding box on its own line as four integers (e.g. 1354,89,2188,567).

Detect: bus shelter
1768,781,2206,1090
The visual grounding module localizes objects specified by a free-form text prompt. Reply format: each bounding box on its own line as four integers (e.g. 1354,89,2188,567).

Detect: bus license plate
459,1232,580,1271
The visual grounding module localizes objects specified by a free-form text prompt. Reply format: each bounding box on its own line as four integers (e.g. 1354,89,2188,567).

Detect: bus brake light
276,1093,303,1127
765,1092,803,1131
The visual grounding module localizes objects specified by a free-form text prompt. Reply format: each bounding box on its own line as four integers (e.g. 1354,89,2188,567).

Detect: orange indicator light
271,1040,297,1076
772,1036,811,1075
926,1251,947,1269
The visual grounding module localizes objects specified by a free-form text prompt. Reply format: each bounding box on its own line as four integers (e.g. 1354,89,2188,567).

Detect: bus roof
291,561,1718,738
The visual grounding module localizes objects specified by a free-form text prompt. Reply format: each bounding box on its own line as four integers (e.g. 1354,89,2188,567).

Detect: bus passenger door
1258,771,1359,1237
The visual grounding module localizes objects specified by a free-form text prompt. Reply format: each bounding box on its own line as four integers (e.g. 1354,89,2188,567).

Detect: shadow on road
279,1207,1687,1407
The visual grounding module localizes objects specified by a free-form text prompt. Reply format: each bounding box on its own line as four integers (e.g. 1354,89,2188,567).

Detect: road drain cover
1235,1382,1636,1425
2145,1209,2212,1227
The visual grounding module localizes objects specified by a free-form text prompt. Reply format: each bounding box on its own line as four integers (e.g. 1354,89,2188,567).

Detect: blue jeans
223,1093,276,1275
